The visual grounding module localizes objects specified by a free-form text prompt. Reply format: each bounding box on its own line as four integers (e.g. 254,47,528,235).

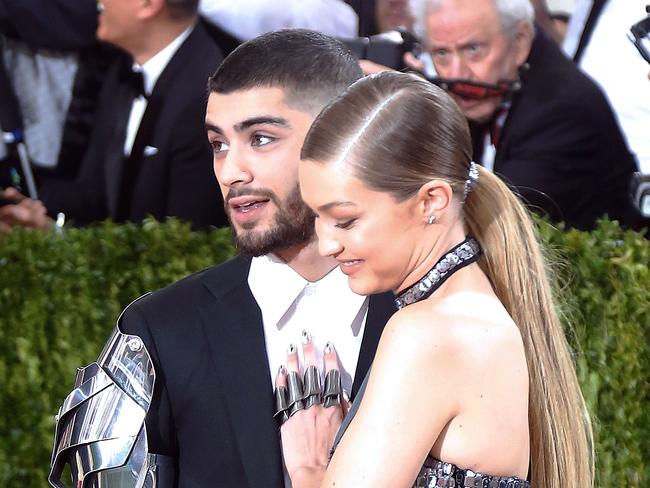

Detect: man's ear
513,20,534,67
137,0,165,20
415,179,454,224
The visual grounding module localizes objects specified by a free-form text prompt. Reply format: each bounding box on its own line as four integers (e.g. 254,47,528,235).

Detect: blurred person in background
1,0,228,230
375,0,415,33
199,0,358,41
410,0,639,230
0,0,115,180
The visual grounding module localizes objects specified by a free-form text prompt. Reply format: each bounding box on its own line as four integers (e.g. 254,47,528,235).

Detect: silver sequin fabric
394,238,481,310
414,457,530,488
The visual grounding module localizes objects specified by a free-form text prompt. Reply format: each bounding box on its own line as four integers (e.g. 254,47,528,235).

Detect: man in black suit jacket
414,0,638,230
50,30,395,487
0,0,227,229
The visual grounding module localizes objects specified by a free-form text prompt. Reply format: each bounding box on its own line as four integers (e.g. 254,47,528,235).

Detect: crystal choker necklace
394,237,481,310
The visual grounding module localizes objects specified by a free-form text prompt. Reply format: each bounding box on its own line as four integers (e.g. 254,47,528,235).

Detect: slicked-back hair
207,29,363,115
166,0,198,20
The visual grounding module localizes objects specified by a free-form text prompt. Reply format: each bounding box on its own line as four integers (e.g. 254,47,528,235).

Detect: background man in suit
52,30,394,487
0,0,227,229
411,0,638,230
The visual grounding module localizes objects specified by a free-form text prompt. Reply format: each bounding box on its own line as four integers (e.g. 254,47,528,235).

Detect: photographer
356,0,639,230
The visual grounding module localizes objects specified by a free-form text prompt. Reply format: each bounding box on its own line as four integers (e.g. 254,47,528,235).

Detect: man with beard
49,30,395,488
411,0,639,230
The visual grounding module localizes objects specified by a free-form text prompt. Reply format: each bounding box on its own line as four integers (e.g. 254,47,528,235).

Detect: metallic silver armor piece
48,295,176,488
286,371,305,416
273,385,290,426
302,366,322,409
323,369,342,408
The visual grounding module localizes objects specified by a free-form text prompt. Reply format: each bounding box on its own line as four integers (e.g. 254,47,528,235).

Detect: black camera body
342,30,420,71
628,5,650,65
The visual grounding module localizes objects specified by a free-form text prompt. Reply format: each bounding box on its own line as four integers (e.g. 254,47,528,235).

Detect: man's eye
210,140,229,154
432,49,449,59
251,134,275,147
335,219,356,229
465,44,484,59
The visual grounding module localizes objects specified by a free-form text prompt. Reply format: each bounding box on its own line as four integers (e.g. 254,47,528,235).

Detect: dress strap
329,366,372,461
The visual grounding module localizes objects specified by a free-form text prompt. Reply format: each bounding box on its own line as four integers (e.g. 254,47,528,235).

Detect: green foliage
0,219,235,486
538,219,650,486
0,218,648,486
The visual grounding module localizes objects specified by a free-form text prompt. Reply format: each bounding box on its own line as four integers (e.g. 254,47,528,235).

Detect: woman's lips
338,259,364,276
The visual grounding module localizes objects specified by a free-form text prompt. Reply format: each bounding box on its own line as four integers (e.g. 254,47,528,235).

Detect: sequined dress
331,237,531,488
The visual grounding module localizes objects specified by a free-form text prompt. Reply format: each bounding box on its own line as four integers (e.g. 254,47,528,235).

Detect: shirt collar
248,254,309,330
248,254,366,332
133,24,194,96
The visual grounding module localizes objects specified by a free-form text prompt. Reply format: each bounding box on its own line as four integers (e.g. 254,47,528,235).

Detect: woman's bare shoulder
378,292,525,372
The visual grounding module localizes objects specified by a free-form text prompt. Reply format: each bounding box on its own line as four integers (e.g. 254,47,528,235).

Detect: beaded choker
394,237,481,310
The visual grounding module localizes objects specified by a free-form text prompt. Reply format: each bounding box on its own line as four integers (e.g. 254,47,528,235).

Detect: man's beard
226,184,315,257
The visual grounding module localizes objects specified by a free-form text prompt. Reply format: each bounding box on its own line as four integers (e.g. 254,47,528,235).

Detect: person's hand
403,51,425,72
275,334,349,488
0,187,54,232
359,59,394,76
359,53,425,76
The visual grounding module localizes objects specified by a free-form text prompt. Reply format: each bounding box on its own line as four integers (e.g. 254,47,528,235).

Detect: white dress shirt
248,254,368,488
123,25,193,156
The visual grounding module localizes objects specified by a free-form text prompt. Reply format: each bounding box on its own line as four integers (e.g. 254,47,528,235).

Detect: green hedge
0,218,647,486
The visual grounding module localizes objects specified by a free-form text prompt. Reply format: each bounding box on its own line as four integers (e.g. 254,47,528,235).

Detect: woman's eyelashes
334,219,357,230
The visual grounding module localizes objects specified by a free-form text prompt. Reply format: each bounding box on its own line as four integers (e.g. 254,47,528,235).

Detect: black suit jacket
119,255,396,487
40,22,228,229
471,30,638,230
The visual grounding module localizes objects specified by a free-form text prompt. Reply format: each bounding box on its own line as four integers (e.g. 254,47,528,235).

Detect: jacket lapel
199,257,284,488
104,61,137,217
351,292,396,398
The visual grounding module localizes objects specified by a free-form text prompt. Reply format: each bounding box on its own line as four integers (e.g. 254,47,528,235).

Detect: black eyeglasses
628,5,650,65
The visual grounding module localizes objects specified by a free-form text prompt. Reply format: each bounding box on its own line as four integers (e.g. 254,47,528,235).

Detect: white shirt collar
248,254,309,330
133,24,194,96
248,254,366,335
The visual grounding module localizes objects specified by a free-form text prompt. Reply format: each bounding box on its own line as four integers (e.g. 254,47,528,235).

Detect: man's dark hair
208,29,363,114
166,0,199,20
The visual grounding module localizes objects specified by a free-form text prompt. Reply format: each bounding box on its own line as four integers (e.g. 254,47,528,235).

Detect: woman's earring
427,214,436,225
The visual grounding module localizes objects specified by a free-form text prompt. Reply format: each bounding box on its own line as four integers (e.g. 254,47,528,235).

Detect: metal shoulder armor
49,294,176,488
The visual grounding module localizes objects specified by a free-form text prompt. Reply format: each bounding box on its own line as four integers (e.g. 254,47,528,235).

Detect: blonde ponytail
464,167,594,488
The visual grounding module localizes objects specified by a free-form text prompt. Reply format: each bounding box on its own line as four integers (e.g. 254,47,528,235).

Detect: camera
628,5,650,65
342,29,421,71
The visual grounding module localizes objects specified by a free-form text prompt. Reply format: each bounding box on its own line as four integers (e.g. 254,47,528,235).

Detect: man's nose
216,146,252,188
448,54,472,79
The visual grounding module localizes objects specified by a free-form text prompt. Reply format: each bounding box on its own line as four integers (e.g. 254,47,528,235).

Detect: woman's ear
415,180,454,224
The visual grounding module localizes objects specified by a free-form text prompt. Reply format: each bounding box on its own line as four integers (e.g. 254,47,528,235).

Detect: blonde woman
272,71,593,488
